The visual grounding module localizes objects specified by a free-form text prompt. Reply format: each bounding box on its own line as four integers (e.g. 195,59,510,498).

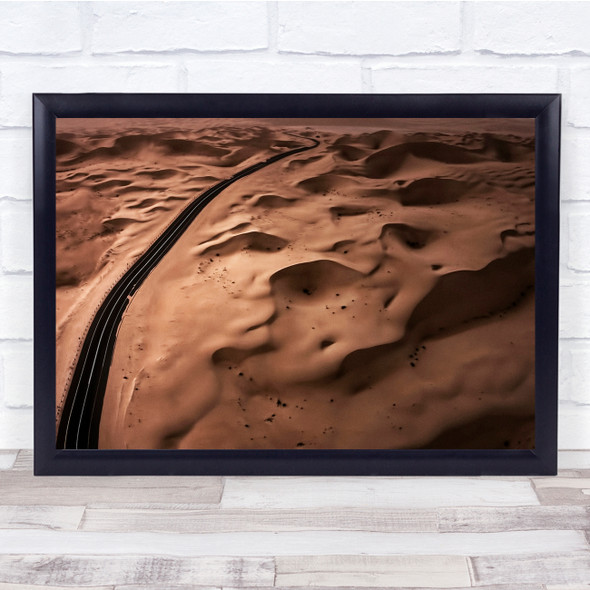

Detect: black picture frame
33,93,560,476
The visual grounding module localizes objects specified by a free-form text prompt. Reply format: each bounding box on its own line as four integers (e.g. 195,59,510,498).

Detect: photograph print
54,116,536,451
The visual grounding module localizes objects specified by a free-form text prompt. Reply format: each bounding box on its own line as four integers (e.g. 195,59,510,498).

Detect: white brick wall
569,68,590,127
561,132,590,201
0,2,83,55
185,58,364,92
472,2,590,55
1,342,33,409
0,131,32,200
0,0,588,449
0,200,33,273
568,214,590,272
91,2,269,53
371,65,559,93
0,276,33,341
277,2,462,56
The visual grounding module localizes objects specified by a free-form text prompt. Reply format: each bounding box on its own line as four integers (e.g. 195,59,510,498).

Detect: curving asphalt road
56,135,320,449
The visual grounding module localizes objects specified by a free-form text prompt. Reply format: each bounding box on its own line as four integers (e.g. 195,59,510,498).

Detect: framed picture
33,94,560,475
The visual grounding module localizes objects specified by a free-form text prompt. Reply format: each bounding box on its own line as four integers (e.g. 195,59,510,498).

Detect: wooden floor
0,450,589,589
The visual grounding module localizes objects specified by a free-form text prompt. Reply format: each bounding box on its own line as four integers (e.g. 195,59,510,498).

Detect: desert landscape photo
55,117,535,450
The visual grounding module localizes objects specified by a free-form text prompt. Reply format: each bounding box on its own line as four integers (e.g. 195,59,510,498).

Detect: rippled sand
55,119,286,420
56,118,535,450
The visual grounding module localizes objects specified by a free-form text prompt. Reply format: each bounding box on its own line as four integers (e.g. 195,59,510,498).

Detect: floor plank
224,587,545,590
113,587,219,590
0,555,274,587
12,450,32,471
115,587,219,590
437,506,590,532
1,448,589,589
86,502,226,510
0,469,223,506
0,530,585,557
0,506,84,530
79,505,590,535
0,451,17,471
472,552,590,585
79,507,438,533
533,486,590,506
275,555,471,588
533,478,590,489
0,584,113,590
221,477,540,509
532,476,590,505
556,470,589,478
559,451,590,470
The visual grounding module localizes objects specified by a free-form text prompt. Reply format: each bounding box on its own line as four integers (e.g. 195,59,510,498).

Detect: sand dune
55,119,292,414
57,117,536,450
363,141,486,179
399,178,474,206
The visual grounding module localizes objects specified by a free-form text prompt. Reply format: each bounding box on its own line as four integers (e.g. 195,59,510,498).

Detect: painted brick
0,2,82,55
0,409,32,448
560,403,590,449
0,132,31,200
91,2,268,53
560,284,590,339
0,201,33,273
561,133,590,200
2,342,33,409
473,2,590,55
185,59,363,93
278,2,461,55
560,345,590,405
569,68,590,128
0,64,180,128
0,275,32,340
371,65,559,93
568,213,590,272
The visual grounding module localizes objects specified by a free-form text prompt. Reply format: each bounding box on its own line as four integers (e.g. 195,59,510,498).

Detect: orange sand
56,118,535,450
55,118,287,422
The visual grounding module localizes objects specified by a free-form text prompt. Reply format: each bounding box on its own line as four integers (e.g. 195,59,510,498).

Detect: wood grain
532,486,590,506
0,469,223,505
275,555,471,587
471,552,590,585
221,477,540,509
0,555,274,587
113,586,219,590
2,450,590,589
0,529,586,557
437,506,590,532
78,505,590,535
533,478,590,489
79,507,438,533
0,584,113,590
531,476,590,505
12,450,32,471
224,587,546,590
0,505,84,530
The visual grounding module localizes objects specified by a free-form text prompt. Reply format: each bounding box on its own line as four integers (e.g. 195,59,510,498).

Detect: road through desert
55,117,535,450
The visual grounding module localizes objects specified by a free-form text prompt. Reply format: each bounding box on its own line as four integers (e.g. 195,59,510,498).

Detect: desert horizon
55,117,535,450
